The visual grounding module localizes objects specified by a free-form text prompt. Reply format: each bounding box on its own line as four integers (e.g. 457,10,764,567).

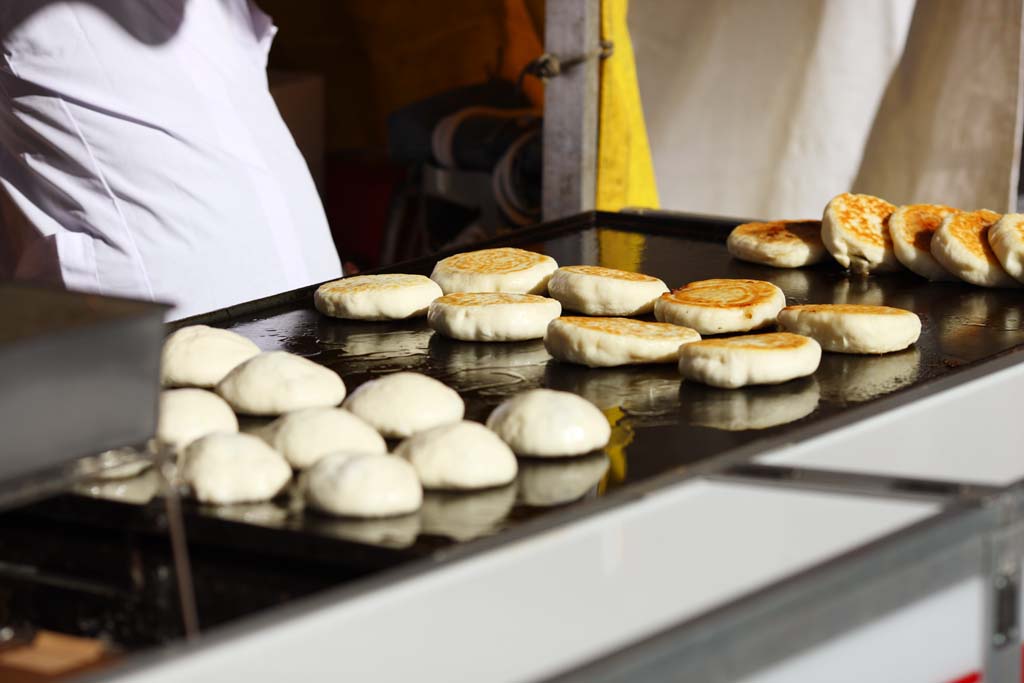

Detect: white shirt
0,0,341,319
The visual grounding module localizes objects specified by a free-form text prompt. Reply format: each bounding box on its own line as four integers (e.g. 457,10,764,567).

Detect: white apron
0,0,341,319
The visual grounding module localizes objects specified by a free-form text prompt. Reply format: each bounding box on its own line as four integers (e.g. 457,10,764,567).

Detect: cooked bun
678,333,821,389
547,265,668,316
430,247,557,294
544,316,700,367
888,204,959,280
777,304,921,354
314,274,442,320
726,220,825,268
821,192,899,273
654,279,785,335
428,292,561,342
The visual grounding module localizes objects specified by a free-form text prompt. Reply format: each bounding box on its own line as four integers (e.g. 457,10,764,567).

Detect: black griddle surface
51,212,1024,570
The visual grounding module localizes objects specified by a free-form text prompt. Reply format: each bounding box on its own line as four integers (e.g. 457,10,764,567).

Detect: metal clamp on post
517,40,614,90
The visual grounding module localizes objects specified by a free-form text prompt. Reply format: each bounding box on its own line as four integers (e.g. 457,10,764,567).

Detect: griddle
9,210,1024,646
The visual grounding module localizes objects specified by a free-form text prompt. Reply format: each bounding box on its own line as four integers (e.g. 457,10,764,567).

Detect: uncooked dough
304,452,423,518
182,433,291,504
546,265,668,316
216,351,346,416
161,325,260,388
486,388,610,457
343,372,464,438
430,247,558,294
260,407,386,469
314,274,443,320
678,333,822,389
653,279,785,335
428,292,561,342
777,304,921,354
394,421,518,490
544,316,700,367
157,388,238,450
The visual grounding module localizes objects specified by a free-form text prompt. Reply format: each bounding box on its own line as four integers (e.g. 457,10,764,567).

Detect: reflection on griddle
428,336,550,394
939,290,1024,361
817,347,921,404
544,364,681,422
317,319,433,372
307,512,422,549
72,468,161,505
420,484,517,541
517,454,610,507
76,447,153,480
203,501,290,526
679,377,820,431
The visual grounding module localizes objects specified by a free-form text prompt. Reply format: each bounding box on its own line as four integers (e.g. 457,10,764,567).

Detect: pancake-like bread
726,220,826,268
314,274,442,320
547,265,668,316
653,278,786,335
427,292,561,342
544,316,700,367
777,304,921,354
931,209,1019,288
988,213,1024,284
677,332,821,389
888,204,959,281
430,247,558,294
821,192,899,273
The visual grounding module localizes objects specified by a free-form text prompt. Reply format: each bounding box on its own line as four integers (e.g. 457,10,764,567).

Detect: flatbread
546,265,668,316
161,325,260,388
777,304,921,354
428,292,561,342
157,388,238,450
544,316,700,367
678,332,821,389
726,220,826,268
987,213,1024,284
259,407,386,469
182,433,291,505
343,371,464,438
931,209,1018,288
430,247,558,294
821,192,899,273
304,452,422,518
314,274,442,320
216,351,347,416
653,279,785,334
888,204,959,281
486,388,610,457
394,420,518,490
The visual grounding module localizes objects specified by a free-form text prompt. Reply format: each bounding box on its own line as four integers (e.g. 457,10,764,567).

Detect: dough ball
546,265,668,316
157,388,238,450
314,274,443,321
260,407,386,469
821,192,900,273
182,433,291,505
544,316,700,367
680,378,820,430
777,304,921,354
304,453,422,518
216,351,346,416
726,220,825,268
343,372,464,438
161,325,260,388
486,388,610,457
431,247,558,294
931,209,1019,288
420,484,517,541
516,454,609,507
678,333,821,389
988,213,1024,284
428,292,561,342
395,421,518,490
888,204,959,281
653,279,785,335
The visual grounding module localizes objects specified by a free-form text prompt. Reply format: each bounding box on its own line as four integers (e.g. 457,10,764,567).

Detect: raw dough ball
157,388,238,450
888,204,959,281
260,408,386,469
678,333,821,389
216,351,346,416
486,388,610,457
777,304,921,354
182,433,291,504
161,325,260,388
395,421,518,490
516,454,609,507
931,209,1019,288
681,378,820,430
420,484,517,541
544,316,700,367
343,372,464,438
431,247,558,294
653,279,785,335
546,265,668,316
821,192,900,273
428,292,562,342
726,220,826,268
314,274,443,320
304,453,422,518
989,213,1024,283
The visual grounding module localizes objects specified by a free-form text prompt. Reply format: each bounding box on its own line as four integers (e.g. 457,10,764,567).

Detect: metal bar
542,0,600,220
